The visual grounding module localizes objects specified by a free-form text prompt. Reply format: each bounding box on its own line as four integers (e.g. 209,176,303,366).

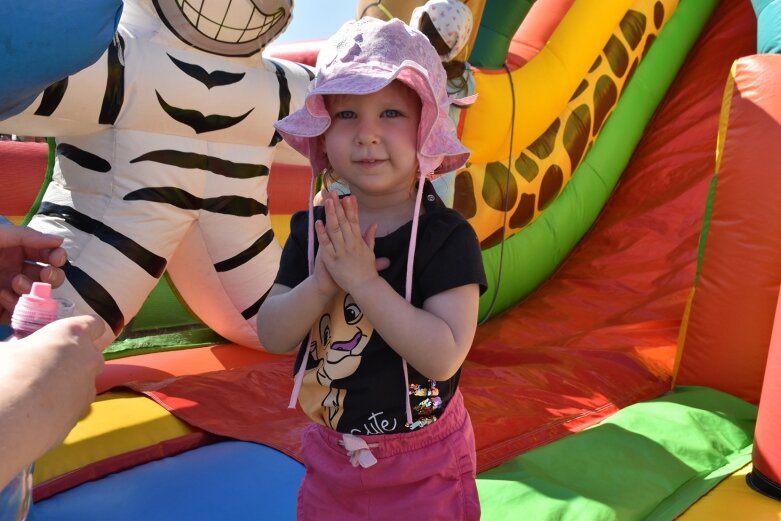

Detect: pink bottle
10,282,60,339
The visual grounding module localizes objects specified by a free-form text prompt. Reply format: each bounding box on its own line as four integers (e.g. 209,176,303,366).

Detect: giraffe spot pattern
627,58,639,85
538,165,564,211
509,193,536,231
643,34,656,59
563,104,591,171
453,170,477,219
459,0,675,244
570,80,589,102
620,10,647,50
482,162,518,211
480,227,506,250
528,119,561,160
654,2,665,29
515,152,539,182
589,55,602,73
604,35,629,77
592,75,618,137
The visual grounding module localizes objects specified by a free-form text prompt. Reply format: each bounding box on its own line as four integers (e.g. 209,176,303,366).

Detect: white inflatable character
0,0,312,348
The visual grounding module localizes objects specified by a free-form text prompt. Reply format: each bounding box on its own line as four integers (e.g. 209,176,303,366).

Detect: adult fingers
38,265,66,288
47,247,68,268
75,315,107,346
10,273,33,296
22,244,68,265
0,288,16,320
0,224,63,250
18,248,67,287
54,315,107,353
10,269,63,295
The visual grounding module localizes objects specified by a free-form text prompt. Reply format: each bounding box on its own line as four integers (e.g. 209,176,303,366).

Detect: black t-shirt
275,182,487,435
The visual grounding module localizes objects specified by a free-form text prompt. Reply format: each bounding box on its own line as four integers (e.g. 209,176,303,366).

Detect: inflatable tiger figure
0,0,312,348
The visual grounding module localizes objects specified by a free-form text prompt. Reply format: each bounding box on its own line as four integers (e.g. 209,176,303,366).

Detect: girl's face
323,81,421,201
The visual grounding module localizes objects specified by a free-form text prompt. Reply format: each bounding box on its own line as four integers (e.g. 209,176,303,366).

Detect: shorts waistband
310,390,468,460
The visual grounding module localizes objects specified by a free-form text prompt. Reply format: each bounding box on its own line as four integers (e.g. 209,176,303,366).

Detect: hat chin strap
288,172,318,409
400,170,429,426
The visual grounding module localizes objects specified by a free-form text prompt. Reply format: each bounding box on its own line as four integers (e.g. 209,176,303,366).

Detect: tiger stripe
129,150,269,179
38,201,167,278
123,187,269,217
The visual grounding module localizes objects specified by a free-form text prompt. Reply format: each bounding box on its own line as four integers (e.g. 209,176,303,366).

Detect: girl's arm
256,279,335,354
257,205,342,353
315,193,480,380
350,279,479,381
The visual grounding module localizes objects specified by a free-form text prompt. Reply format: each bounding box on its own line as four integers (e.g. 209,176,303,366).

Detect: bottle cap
11,282,60,335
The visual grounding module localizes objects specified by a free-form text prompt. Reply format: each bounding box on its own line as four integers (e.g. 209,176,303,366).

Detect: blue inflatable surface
0,0,122,119
30,442,304,521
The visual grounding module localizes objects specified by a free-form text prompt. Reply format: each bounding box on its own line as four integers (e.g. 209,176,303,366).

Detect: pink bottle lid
11,282,60,336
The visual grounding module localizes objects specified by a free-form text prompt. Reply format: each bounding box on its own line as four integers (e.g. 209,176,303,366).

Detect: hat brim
274,61,471,177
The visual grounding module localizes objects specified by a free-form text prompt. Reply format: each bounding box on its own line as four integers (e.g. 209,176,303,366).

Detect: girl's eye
382,109,402,118
334,110,356,119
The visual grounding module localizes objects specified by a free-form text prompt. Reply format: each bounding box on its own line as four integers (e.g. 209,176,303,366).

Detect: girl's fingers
324,194,363,251
315,220,332,249
339,196,365,244
331,200,347,229
323,198,342,238
342,196,359,226
363,222,378,251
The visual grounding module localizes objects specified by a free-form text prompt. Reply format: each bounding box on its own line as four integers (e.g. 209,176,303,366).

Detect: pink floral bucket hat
274,16,475,178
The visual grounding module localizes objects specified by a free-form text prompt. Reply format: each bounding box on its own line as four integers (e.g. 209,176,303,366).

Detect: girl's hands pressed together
312,237,339,299
315,192,381,295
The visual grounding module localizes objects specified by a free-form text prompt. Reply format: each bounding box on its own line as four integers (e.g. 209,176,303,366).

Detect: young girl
258,17,485,520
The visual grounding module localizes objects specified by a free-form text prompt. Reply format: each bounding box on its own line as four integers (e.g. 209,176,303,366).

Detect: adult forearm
0,379,56,487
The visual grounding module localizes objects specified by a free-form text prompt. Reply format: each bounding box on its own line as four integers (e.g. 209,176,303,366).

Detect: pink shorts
297,390,480,520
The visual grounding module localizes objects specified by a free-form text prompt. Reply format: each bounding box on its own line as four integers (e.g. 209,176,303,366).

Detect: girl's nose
355,121,380,145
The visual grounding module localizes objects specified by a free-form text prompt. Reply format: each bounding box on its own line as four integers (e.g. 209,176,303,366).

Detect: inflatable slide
0,0,779,518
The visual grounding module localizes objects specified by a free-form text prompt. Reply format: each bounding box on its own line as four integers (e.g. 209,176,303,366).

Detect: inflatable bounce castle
0,0,780,518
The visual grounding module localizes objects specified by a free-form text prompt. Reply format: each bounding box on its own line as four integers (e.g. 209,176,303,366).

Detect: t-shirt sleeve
274,210,311,289
416,214,487,301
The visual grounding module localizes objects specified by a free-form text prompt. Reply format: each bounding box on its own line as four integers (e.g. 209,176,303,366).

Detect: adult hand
0,223,67,323
0,315,105,488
